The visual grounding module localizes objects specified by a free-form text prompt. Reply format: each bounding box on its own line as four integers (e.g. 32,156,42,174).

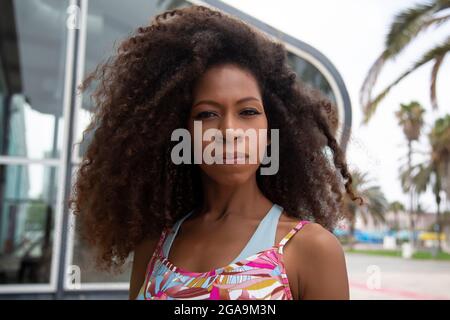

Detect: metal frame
63,0,88,295
1,0,352,298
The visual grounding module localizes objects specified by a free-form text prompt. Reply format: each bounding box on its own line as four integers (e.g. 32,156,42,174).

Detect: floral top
136,209,310,300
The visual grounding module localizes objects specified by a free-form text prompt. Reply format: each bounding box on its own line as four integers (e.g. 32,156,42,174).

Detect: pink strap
277,220,310,254
155,227,170,256
142,227,169,299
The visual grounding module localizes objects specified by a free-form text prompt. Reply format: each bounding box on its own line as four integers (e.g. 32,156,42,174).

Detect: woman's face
188,63,269,186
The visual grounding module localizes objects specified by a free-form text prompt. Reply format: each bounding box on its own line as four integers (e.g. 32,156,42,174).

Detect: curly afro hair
69,5,362,272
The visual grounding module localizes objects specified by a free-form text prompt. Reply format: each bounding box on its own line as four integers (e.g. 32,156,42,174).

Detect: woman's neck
197,173,273,222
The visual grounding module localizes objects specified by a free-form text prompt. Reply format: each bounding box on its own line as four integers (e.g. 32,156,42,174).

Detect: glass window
70,0,191,286
71,227,131,284
0,164,58,284
0,62,6,140
287,52,340,136
287,52,336,104
0,0,68,159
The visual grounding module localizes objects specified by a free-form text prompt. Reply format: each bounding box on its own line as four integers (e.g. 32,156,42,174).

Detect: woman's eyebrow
192,96,261,109
192,99,222,109
236,96,261,104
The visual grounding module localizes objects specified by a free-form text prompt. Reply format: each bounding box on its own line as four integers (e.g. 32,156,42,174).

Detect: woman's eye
240,108,261,116
194,111,217,119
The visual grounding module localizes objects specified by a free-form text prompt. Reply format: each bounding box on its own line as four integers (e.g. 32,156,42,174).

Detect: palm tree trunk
349,217,356,250
436,175,442,254
395,211,400,231
437,199,441,254
408,140,415,248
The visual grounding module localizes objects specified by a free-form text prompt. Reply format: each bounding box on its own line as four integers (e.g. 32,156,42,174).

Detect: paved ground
346,253,450,299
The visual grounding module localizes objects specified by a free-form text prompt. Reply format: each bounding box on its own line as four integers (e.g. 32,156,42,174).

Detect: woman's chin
201,165,258,186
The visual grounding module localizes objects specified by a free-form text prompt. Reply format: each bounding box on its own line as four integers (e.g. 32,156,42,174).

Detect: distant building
339,210,450,251
353,210,437,232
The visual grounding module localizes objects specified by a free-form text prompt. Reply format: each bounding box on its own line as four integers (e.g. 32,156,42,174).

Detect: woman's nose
216,114,243,143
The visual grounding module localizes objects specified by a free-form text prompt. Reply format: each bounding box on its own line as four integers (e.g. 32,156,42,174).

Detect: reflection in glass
0,164,58,284
287,52,340,135
287,52,336,104
72,228,131,284
0,0,68,159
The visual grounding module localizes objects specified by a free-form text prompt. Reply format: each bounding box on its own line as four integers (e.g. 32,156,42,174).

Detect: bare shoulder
290,222,349,300
129,236,159,300
293,222,343,256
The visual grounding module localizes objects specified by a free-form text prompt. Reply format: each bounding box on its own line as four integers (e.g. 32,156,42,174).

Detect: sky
222,0,450,214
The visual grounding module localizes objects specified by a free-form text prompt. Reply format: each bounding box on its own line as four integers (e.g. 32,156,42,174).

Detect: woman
69,5,362,300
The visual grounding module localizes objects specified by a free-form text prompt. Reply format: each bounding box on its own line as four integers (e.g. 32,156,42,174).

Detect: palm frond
360,0,450,123
359,53,388,115
363,36,450,124
412,162,433,193
364,186,388,223
423,11,450,28
386,2,438,56
430,54,446,109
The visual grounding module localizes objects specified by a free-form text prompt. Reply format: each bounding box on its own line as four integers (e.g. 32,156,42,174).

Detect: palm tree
396,101,426,246
400,114,450,253
360,0,450,123
396,102,426,142
389,201,405,231
430,115,450,200
429,115,450,252
341,169,389,248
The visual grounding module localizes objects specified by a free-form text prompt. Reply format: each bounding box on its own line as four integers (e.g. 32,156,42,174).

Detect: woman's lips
215,152,249,163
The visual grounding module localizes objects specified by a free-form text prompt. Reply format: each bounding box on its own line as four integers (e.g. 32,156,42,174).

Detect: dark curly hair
69,5,362,272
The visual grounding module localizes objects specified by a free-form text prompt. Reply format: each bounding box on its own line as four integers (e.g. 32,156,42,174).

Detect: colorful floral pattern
136,219,310,300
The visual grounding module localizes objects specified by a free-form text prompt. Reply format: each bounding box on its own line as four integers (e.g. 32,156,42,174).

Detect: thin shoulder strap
154,227,170,256
140,227,171,300
161,210,195,258
277,220,311,254
145,227,169,270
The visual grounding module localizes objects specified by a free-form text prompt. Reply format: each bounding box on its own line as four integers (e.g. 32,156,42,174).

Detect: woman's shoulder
288,220,349,299
290,221,344,260
277,210,339,248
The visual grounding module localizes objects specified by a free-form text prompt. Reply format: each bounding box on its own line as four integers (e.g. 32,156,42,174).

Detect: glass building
0,0,351,299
